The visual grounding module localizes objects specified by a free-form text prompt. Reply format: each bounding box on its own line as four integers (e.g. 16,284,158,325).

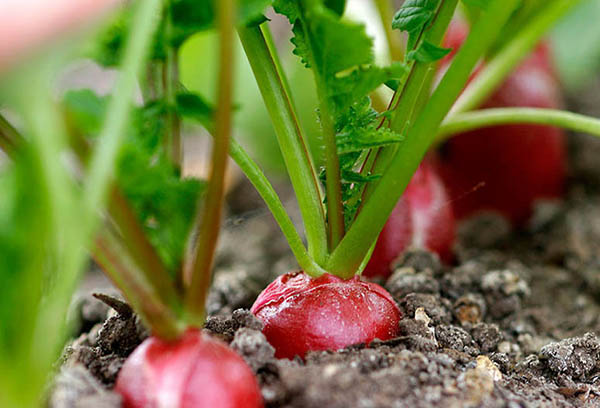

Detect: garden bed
50,88,600,406
51,147,599,407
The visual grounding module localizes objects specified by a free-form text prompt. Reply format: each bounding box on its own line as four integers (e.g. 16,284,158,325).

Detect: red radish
115,329,263,408
251,272,401,359
435,20,566,224
363,160,455,278
440,17,469,65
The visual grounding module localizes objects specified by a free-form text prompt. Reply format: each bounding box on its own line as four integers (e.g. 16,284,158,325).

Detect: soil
49,86,600,407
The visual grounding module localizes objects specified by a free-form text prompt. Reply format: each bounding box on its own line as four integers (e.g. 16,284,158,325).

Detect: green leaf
63,90,205,272
329,62,406,113
275,1,407,117
324,0,346,16
407,40,451,62
63,89,108,134
275,1,372,76
392,0,440,49
90,9,167,66
176,91,214,128
273,0,300,21
335,98,403,155
384,79,400,91
92,0,272,66
275,0,407,226
337,126,403,154
170,0,272,46
334,97,402,226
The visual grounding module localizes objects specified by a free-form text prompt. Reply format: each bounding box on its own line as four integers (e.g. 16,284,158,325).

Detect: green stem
357,0,457,217
108,188,181,307
327,0,520,277
47,0,163,340
262,24,298,113
390,0,457,132
184,0,235,325
238,25,328,264
229,139,326,277
65,112,178,309
24,77,82,387
3,84,63,408
317,87,345,249
451,0,583,114
4,107,178,319
374,0,404,62
439,107,600,140
0,113,22,155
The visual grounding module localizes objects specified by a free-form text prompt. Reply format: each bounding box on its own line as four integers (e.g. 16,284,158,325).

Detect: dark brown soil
50,91,600,407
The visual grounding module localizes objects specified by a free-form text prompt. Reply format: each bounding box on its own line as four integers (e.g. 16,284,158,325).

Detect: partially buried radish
251,272,401,359
115,329,263,408
435,20,566,224
362,160,455,278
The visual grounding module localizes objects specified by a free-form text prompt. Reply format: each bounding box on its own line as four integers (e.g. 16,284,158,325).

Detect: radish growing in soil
116,329,262,408
14,0,267,406
3,0,600,405
251,272,401,359
435,19,566,224
107,1,264,406
237,0,596,360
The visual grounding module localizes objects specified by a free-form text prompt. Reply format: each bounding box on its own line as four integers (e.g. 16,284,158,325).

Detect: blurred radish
435,20,566,224
363,160,455,278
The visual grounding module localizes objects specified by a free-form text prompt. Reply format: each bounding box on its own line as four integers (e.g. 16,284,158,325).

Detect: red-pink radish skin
363,161,455,278
115,329,264,408
436,20,566,224
251,272,401,359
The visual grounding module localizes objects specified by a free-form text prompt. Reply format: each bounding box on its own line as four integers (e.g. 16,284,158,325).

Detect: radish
115,329,263,408
251,272,401,359
363,160,456,278
435,20,566,224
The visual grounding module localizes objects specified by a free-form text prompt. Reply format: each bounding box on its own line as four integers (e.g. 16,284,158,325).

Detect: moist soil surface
50,91,600,407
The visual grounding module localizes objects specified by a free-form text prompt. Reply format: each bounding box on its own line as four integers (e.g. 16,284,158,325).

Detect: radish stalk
184,0,235,325
238,25,328,264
